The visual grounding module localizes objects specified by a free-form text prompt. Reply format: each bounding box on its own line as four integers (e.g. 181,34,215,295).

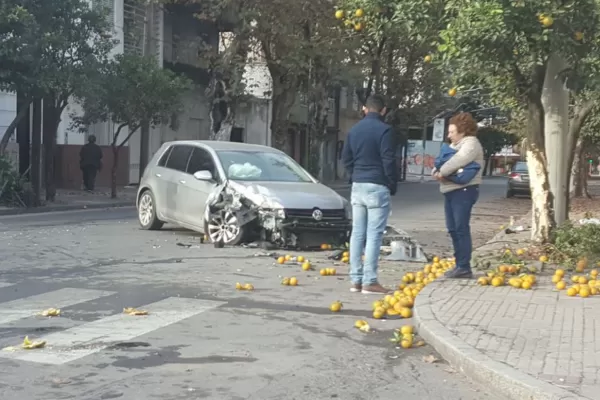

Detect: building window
123,0,147,55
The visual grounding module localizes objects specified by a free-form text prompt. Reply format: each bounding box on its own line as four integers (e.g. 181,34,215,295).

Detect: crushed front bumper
259,208,351,248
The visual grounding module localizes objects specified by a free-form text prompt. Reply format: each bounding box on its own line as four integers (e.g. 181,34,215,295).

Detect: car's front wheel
138,190,164,230
204,210,245,245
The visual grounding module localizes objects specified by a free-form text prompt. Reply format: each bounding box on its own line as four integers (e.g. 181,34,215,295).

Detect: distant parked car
136,140,351,248
506,161,530,198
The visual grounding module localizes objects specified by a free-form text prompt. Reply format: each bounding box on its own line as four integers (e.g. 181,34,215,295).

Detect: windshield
216,150,314,182
513,162,528,172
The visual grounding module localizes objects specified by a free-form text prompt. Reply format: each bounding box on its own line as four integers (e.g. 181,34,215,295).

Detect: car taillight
510,173,521,181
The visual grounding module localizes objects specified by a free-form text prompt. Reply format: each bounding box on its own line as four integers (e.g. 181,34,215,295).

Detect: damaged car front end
205,180,351,249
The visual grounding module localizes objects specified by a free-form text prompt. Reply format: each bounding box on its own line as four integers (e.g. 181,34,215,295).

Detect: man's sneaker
362,283,392,294
444,268,473,279
350,284,362,293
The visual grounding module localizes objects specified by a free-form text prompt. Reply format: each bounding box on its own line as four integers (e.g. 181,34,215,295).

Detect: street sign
432,118,445,142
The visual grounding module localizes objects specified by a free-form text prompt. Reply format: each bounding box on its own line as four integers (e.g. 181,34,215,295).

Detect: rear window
513,162,528,172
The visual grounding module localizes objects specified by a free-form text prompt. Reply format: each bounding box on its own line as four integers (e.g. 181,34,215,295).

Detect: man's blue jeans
444,185,479,271
349,182,390,285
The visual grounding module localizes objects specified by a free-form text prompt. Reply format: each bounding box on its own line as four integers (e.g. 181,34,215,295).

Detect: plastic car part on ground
382,226,428,263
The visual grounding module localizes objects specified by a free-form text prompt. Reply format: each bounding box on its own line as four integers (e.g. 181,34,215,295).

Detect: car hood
227,180,346,210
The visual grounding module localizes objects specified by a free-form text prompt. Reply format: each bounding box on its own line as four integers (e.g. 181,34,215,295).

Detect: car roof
162,140,282,153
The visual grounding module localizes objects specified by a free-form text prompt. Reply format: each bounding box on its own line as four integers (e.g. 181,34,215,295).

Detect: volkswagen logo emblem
312,209,323,221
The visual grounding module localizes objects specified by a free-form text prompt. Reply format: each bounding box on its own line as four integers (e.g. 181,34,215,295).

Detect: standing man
79,135,103,192
342,94,397,294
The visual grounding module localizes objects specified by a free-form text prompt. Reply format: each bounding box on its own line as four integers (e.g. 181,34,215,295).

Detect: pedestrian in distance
432,112,484,279
79,134,103,192
342,94,397,294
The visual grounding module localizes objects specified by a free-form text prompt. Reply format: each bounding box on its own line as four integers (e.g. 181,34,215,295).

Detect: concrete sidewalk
0,187,136,216
415,235,599,399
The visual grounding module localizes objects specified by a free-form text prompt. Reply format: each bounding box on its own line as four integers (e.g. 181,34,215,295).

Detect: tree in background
0,0,115,201
435,0,600,242
572,103,600,198
332,0,446,114
478,127,519,176
73,54,191,198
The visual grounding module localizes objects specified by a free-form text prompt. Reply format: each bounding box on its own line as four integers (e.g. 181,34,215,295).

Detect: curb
0,201,134,217
413,282,588,400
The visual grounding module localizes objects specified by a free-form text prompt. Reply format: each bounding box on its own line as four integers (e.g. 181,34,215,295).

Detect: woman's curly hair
449,112,478,137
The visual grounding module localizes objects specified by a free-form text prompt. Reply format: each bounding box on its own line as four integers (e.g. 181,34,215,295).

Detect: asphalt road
0,179,528,400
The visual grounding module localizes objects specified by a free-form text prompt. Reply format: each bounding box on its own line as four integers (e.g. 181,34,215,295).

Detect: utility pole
138,3,152,182
542,54,569,225
419,118,427,182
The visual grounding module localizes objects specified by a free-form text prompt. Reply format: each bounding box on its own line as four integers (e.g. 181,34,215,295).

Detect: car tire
204,210,245,246
506,189,514,198
138,190,164,230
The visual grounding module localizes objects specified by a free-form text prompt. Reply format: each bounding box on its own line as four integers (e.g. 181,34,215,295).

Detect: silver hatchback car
136,141,351,248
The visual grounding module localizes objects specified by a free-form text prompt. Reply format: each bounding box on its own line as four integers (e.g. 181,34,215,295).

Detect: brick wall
54,145,130,189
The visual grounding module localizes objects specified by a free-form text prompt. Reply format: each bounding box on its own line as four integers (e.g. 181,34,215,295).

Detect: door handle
179,180,186,184
155,173,161,177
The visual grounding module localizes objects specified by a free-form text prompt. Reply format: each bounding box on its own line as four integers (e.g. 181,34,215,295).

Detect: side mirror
193,170,213,181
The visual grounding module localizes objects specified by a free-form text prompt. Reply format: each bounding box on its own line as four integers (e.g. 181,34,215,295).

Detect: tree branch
111,122,129,147
118,123,141,148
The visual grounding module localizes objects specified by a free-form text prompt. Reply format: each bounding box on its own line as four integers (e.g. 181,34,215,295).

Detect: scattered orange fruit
329,301,343,312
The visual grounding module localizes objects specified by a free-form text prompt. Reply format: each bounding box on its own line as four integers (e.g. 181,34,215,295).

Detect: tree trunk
30,99,42,207
571,138,584,197
565,100,595,216
572,139,591,198
526,96,555,243
306,77,329,178
483,157,491,176
0,100,31,155
111,145,119,199
270,78,297,154
42,100,62,202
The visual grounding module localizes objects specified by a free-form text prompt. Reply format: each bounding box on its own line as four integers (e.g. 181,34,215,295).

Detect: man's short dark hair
365,94,386,112
88,134,96,143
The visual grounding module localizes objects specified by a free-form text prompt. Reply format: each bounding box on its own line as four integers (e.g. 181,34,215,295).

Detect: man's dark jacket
80,143,103,170
342,112,397,195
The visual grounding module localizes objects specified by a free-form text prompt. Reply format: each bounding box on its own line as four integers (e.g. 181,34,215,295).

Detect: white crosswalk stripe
0,296,224,365
0,282,14,288
0,288,115,325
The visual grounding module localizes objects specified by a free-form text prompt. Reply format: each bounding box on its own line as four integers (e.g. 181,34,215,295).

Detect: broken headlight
274,208,286,219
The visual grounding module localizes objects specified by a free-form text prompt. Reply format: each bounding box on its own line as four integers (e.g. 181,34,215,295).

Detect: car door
149,146,175,221
163,144,194,222
177,146,220,229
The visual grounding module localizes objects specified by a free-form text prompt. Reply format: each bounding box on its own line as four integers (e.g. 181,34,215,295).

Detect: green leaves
478,127,518,158
1,0,115,101
436,0,600,109
73,54,192,145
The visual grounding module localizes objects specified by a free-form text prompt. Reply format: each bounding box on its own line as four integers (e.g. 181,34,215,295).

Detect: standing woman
433,112,484,279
